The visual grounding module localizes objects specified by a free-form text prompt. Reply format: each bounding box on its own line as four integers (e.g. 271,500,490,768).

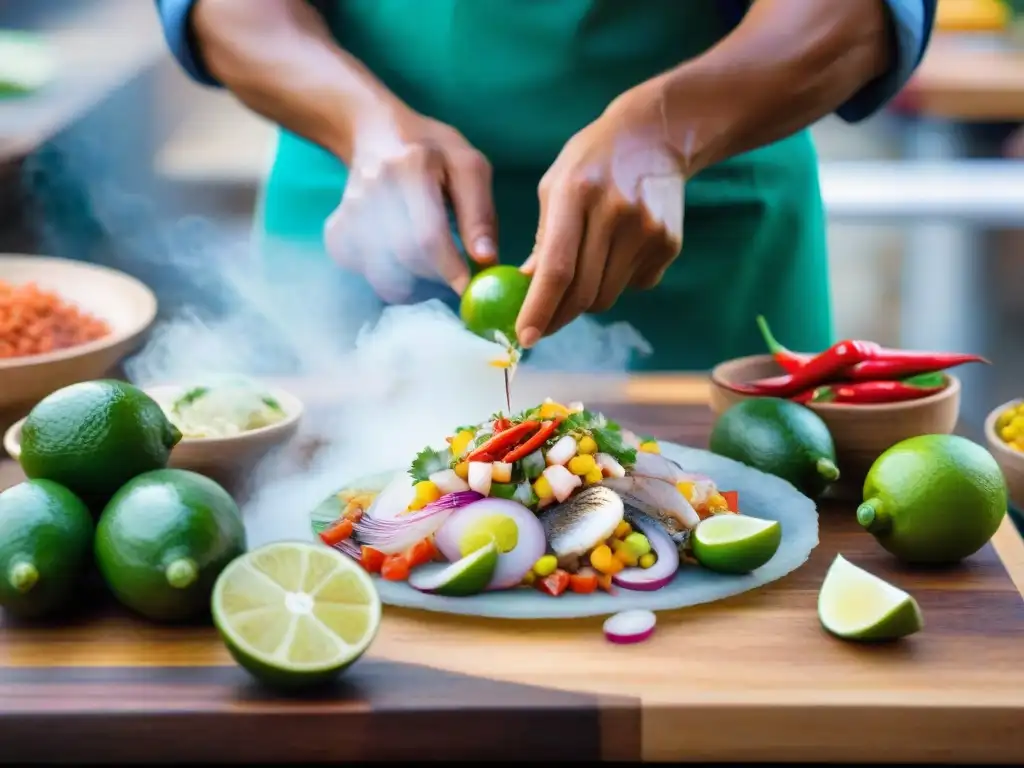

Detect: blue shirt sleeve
836,0,936,123
155,0,220,86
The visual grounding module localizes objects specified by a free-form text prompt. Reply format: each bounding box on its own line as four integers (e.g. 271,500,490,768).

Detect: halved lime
409,541,498,596
818,555,923,641
459,265,531,345
212,541,382,689
691,514,782,574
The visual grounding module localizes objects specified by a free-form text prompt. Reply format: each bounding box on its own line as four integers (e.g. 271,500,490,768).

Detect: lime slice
690,514,782,574
212,541,382,689
409,541,498,596
817,555,923,642
0,32,56,96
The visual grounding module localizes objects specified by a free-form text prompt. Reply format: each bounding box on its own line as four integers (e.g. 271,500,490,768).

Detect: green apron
258,0,833,371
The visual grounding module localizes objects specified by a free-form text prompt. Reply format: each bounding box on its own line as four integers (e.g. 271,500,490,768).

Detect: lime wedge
409,541,498,596
691,514,782,574
212,541,382,689
817,555,923,641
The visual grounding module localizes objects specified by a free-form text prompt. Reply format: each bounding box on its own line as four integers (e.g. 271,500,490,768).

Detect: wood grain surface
0,377,1022,764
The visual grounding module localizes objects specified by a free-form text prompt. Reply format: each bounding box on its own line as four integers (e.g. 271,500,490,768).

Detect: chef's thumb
446,153,498,264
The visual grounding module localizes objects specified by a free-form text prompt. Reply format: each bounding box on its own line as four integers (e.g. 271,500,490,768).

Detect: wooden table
1,375,1023,763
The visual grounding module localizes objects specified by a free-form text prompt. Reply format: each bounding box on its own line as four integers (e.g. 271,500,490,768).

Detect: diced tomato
380,555,411,582
537,569,571,597
360,545,387,574
493,417,512,433
569,569,598,594
319,518,354,546
721,490,739,513
404,538,437,569
596,573,616,594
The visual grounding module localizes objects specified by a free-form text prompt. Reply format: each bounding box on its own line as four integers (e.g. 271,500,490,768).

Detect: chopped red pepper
404,538,438,569
501,418,563,463
381,555,411,581
569,569,598,594
720,490,739,513
466,420,539,462
319,518,354,546
360,545,387,574
493,417,512,433
537,569,570,597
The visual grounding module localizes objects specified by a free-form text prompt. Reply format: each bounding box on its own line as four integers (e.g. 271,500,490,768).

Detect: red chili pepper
319,518,353,546
537,569,570,597
466,420,539,462
728,339,883,398
501,418,563,463
493,417,512,433
756,315,989,381
805,373,947,405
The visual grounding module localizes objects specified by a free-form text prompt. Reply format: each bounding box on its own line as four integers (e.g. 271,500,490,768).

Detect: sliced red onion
433,498,546,590
613,515,680,592
355,490,483,554
603,609,657,644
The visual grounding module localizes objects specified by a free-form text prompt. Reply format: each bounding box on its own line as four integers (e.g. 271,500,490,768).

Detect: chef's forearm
190,0,403,162
654,0,893,175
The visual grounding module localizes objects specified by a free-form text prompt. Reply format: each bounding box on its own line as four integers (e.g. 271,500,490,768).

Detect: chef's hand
325,109,497,302
515,84,684,347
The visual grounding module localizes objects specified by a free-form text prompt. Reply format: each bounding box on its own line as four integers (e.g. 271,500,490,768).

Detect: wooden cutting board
0,377,1022,763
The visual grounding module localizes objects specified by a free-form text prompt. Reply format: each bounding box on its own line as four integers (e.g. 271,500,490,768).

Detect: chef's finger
629,228,682,290
445,149,498,265
515,183,585,348
398,178,472,292
590,226,645,314
544,199,617,336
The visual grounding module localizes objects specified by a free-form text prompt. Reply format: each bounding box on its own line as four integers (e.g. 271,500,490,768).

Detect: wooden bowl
710,354,961,484
984,398,1024,512
4,383,304,487
0,255,157,411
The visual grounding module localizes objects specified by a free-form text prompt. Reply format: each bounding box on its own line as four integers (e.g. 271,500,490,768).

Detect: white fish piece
602,476,701,531
541,485,624,558
632,451,691,484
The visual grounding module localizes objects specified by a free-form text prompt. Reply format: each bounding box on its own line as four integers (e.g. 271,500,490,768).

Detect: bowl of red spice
709,317,979,483
0,255,157,412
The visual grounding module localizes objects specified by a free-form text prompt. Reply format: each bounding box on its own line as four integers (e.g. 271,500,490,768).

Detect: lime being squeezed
459,265,531,412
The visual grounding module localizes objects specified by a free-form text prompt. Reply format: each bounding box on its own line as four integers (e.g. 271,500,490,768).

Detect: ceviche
317,399,780,599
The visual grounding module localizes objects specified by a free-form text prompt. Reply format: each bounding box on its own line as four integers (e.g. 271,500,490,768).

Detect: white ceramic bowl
4,382,304,482
0,255,158,410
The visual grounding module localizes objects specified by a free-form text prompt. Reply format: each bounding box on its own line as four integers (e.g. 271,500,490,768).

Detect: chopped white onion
468,461,492,496
596,453,626,478
543,464,582,503
429,469,470,495
545,434,578,466
491,461,512,483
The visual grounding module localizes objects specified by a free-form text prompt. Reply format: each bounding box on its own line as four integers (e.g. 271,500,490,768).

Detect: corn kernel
540,401,571,419
613,520,632,539
454,462,469,480
1001,426,1016,443
676,481,695,501
521,571,536,586
412,480,442,508
567,454,597,476
577,435,598,455
615,548,639,567
707,493,729,512
533,555,558,577
1013,439,1024,453
533,475,554,500
589,544,617,574
624,532,651,557
450,430,475,459
584,466,604,485
639,553,656,569
639,440,661,454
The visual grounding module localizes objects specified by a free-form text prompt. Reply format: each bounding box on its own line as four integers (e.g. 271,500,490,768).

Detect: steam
24,134,651,549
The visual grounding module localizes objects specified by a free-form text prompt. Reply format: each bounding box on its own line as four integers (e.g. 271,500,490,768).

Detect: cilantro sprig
409,446,453,483
556,409,636,467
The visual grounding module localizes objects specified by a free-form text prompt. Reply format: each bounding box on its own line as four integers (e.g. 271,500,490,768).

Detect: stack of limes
2,379,245,622
2,379,380,689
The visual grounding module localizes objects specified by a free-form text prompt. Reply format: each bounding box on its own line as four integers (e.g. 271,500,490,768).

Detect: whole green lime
858,434,1007,565
95,469,247,622
0,479,94,619
709,397,840,498
19,380,182,506
459,265,531,345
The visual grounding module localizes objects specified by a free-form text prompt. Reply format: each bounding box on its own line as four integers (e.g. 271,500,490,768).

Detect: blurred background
0,0,1023,430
